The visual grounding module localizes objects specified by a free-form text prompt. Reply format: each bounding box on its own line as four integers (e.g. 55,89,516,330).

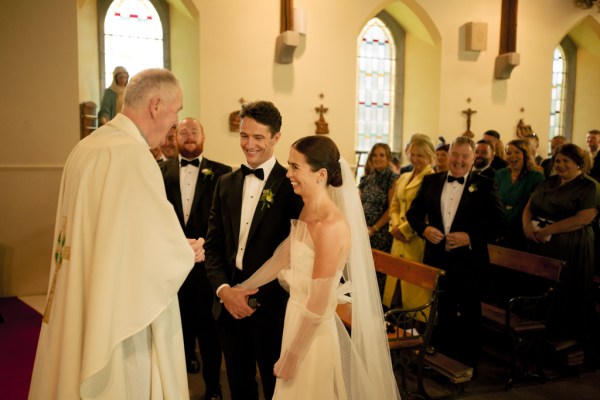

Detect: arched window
547,38,575,155
355,14,404,178
548,46,566,140
98,0,170,92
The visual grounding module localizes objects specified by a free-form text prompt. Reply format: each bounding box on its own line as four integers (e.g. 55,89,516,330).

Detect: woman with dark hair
237,136,400,399
523,143,600,364
494,139,544,249
358,144,398,297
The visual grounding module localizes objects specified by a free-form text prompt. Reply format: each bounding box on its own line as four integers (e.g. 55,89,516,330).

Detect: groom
205,101,303,400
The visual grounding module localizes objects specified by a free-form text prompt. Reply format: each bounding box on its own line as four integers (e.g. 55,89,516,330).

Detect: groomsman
161,117,231,400
205,101,303,400
407,136,506,369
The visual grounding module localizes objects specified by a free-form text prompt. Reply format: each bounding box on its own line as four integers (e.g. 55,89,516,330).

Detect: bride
237,135,400,399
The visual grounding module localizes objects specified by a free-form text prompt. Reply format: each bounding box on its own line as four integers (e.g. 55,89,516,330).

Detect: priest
29,69,199,399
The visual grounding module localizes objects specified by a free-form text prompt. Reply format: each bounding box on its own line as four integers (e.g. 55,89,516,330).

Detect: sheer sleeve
273,276,336,380
238,235,291,290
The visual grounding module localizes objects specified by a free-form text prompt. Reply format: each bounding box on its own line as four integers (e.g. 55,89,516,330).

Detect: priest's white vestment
29,114,195,399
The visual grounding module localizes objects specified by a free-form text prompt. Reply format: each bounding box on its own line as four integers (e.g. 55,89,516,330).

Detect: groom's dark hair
240,101,282,137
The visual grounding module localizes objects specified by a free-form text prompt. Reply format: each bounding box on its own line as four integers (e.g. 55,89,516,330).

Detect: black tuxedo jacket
160,156,232,239
406,172,507,288
204,161,303,319
472,166,496,180
590,152,600,183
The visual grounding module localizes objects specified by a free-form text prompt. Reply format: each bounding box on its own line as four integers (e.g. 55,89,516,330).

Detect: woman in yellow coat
383,134,436,308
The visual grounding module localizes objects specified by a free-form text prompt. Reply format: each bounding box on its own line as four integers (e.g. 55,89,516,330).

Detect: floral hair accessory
260,188,275,210
201,168,214,181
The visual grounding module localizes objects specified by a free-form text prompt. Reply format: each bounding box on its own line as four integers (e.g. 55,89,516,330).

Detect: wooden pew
337,249,460,398
482,244,566,388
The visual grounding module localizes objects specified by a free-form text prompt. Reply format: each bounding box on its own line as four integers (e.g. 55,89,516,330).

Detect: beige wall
0,0,79,296
1,0,599,296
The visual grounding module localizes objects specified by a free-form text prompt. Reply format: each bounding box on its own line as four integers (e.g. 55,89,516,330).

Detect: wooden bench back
372,249,445,291
487,244,564,282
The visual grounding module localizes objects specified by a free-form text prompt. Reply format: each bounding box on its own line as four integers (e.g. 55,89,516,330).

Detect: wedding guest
495,139,544,249
523,143,600,368
483,130,508,171
407,136,506,369
359,143,398,295
384,134,435,308
434,137,450,173
160,117,231,399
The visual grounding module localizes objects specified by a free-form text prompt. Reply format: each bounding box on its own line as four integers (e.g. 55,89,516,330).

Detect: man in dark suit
160,117,232,400
541,135,568,178
483,130,508,171
587,129,600,182
407,136,506,369
204,101,303,400
472,139,496,179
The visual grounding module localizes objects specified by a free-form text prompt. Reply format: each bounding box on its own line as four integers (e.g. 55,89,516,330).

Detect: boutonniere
468,183,478,193
201,168,214,181
260,188,275,210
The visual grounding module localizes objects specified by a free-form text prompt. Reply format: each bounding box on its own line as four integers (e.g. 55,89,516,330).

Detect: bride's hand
273,352,298,381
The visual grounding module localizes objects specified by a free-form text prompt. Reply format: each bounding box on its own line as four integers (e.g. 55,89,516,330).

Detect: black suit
205,161,303,400
472,166,496,180
407,172,506,367
160,156,232,391
491,156,508,171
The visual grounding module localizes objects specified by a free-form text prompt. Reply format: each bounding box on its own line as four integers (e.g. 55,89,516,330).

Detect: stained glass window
103,0,163,85
548,46,566,145
355,18,396,178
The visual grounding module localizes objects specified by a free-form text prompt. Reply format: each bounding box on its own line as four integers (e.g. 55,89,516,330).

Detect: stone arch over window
97,0,170,93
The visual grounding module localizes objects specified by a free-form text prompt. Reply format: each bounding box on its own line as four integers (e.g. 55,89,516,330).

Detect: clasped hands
423,226,470,249
188,238,206,262
219,286,259,320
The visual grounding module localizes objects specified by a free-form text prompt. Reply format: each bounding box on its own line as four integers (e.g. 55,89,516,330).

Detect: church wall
573,48,600,141
0,0,79,296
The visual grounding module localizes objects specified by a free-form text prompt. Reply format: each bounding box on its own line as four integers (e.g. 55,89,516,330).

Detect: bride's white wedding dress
273,219,348,399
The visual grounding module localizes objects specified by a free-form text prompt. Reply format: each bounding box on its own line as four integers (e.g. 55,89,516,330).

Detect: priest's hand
219,286,258,319
188,238,205,262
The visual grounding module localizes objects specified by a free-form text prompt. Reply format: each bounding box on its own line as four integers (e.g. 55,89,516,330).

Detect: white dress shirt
179,155,203,226
235,156,277,270
440,173,468,235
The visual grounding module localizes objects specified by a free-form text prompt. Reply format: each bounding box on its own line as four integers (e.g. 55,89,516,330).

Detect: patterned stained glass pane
104,0,163,85
548,46,566,154
356,18,396,155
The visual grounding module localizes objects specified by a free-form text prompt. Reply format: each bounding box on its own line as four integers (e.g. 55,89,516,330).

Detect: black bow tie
181,158,200,167
447,175,465,184
241,165,264,180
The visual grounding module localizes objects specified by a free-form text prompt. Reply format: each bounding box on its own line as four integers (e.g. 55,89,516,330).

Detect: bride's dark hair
292,135,343,187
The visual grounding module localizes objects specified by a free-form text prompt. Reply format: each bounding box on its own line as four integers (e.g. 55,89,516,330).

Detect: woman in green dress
495,139,544,249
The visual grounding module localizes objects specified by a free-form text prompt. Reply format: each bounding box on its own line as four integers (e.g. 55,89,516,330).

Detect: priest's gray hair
124,68,179,110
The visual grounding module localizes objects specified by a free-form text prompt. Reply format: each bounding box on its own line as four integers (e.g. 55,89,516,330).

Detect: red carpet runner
0,297,42,400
